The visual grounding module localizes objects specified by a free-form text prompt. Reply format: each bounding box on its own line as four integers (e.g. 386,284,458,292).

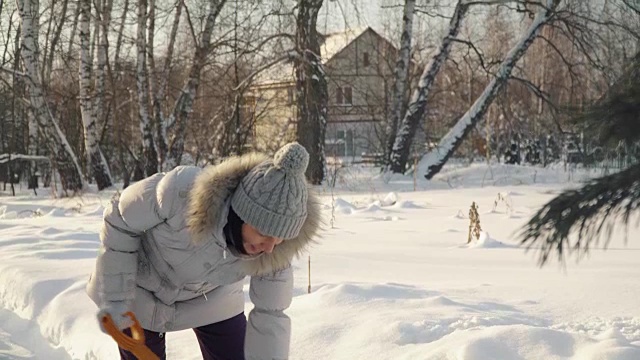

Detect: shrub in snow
492,192,513,216
381,192,398,207
467,202,482,244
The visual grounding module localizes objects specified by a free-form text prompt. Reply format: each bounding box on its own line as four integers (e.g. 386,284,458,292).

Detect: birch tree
43,0,68,84
295,0,327,185
389,0,469,173
385,0,415,165
136,0,158,176
79,0,113,189
422,0,561,179
24,18,38,185
151,0,182,170
165,0,227,169
16,0,85,192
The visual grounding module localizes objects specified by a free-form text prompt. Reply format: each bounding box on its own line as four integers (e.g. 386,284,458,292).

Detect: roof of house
253,26,396,87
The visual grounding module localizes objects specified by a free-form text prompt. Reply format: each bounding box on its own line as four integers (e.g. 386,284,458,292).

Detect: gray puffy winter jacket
86,153,321,359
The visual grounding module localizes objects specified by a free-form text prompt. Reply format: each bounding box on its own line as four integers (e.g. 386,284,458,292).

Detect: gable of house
248,27,403,157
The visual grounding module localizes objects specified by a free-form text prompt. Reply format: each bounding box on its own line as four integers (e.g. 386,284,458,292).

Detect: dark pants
119,313,247,360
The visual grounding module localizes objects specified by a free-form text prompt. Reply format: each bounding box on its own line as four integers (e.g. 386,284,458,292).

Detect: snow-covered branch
0,154,50,164
421,0,561,180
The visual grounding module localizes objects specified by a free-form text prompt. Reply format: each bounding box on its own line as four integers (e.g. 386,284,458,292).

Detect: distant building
246,27,410,162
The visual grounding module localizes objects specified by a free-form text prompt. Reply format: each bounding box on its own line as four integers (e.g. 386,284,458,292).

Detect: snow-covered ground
1,163,639,359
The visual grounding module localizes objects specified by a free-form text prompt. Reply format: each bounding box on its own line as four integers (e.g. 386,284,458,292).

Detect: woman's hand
97,301,135,333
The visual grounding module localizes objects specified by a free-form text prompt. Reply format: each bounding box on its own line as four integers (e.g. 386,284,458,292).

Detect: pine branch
574,53,640,145
520,162,640,265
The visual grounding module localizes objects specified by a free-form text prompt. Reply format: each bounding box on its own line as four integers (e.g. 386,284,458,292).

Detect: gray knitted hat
230,142,310,239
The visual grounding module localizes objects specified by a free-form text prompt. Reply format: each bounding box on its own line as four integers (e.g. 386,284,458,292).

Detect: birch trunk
385,0,415,164
295,0,327,185
78,0,92,172
389,0,469,173
136,0,158,176
67,1,79,55
79,0,113,189
422,0,561,180
147,0,165,169
44,0,68,84
166,0,226,168
95,0,111,133
40,0,55,85
112,0,129,184
155,0,182,169
90,0,100,68
17,21,39,189
113,0,128,68
17,0,85,192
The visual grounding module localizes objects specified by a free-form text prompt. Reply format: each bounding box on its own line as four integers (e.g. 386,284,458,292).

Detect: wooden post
307,255,311,294
413,154,417,191
467,203,473,244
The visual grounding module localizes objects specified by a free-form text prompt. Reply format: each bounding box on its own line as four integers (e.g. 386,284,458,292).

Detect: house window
287,88,295,104
328,130,354,157
346,129,354,156
336,130,346,156
241,95,256,107
343,87,352,105
336,86,353,105
363,52,370,67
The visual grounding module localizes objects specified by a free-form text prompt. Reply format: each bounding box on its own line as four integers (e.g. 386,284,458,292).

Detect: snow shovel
101,311,160,360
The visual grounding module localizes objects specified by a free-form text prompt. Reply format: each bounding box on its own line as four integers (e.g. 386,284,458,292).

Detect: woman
86,142,321,360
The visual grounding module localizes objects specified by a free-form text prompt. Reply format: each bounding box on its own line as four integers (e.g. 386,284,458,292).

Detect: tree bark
79,0,113,189
17,0,85,192
45,0,68,84
113,0,128,68
40,0,56,85
422,0,561,180
67,1,80,55
389,0,469,173
95,0,112,134
136,0,158,176
295,0,327,185
385,0,415,164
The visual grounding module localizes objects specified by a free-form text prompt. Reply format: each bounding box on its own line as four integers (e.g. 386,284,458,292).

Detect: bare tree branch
0,66,28,78
233,51,297,92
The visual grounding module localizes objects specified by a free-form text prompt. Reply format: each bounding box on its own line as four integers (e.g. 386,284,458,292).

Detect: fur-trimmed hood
186,153,322,275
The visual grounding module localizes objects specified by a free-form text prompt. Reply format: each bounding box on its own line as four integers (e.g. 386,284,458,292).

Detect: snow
2,163,640,359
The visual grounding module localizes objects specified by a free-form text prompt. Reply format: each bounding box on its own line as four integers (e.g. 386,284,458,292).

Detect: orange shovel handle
101,311,160,360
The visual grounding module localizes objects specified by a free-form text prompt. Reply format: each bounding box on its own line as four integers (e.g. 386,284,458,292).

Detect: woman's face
241,224,283,255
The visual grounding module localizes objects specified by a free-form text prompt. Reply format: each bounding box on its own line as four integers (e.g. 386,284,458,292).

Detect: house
246,27,406,161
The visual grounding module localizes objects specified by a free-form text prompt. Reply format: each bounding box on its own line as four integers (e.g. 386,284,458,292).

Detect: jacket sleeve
245,266,294,360
93,172,177,305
